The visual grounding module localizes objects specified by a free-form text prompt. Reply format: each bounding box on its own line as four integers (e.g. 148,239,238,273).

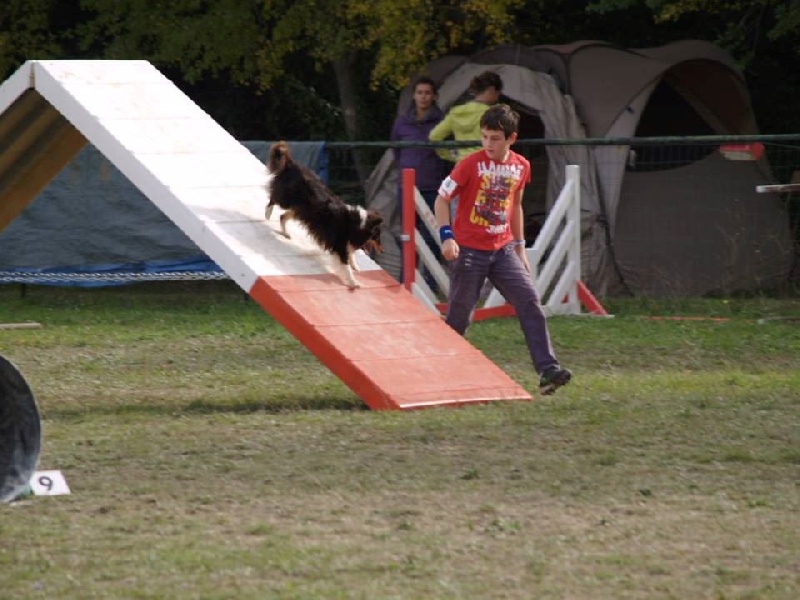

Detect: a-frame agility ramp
0,60,532,410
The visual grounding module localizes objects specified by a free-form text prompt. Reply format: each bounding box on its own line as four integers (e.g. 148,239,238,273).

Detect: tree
347,0,525,89
587,0,800,61
64,0,526,180
2,0,799,140
75,0,526,136
0,0,72,78
586,0,800,131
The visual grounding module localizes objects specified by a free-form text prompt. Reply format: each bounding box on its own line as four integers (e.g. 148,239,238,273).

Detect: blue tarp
0,141,327,286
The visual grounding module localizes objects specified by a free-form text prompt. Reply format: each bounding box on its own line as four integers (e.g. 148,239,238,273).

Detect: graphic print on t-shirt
470,160,524,235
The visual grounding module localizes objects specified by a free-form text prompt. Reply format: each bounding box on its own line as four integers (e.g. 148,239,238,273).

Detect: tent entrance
628,79,717,172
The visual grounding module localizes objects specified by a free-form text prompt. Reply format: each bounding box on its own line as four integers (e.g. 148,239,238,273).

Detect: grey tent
366,40,793,296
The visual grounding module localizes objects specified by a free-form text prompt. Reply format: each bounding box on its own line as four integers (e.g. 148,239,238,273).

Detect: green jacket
429,101,491,163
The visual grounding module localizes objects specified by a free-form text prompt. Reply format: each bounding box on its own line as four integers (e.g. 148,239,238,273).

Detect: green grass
0,282,798,599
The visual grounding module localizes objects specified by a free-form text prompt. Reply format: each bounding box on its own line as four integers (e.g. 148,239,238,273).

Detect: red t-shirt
437,149,531,251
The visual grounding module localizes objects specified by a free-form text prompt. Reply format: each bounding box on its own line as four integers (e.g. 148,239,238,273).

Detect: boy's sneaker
539,366,572,395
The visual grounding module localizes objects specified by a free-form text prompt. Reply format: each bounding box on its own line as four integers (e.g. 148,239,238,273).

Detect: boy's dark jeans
445,243,559,374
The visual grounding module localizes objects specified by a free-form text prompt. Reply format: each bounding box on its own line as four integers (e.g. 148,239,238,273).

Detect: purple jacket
391,104,449,192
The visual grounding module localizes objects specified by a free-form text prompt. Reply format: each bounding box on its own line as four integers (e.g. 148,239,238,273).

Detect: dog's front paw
336,264,360,289
265,205,275,220
343,272,361,289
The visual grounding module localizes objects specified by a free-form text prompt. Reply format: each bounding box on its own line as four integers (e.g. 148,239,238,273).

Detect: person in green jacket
429,71,503,163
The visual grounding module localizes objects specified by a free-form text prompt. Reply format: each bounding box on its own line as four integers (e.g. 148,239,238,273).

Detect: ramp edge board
0,61,33,116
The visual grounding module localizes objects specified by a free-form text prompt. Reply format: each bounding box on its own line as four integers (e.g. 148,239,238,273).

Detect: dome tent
366,40,793,296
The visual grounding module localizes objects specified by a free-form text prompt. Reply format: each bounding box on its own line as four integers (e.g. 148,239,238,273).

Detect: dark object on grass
0,355,41,503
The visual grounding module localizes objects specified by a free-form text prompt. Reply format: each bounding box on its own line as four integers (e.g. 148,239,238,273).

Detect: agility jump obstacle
401,166,609,319
0,60,531,410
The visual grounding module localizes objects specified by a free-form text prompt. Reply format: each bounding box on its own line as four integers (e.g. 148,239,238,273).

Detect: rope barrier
0,271,230,284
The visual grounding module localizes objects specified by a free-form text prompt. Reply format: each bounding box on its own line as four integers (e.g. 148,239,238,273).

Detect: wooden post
401,169,416,291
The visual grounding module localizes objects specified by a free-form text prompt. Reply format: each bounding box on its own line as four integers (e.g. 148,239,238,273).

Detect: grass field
0,282,798,599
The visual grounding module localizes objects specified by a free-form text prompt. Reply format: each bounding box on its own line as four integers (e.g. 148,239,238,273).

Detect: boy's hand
442,238,459,261
515,244,531,273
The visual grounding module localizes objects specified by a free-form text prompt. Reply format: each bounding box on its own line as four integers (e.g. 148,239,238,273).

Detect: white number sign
29,470,71,496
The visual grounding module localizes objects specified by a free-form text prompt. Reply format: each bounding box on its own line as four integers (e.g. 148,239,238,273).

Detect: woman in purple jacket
391,76,449,208
391,76,449,286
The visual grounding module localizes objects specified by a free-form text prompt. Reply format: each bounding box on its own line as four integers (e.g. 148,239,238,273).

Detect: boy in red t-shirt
433,104,572,395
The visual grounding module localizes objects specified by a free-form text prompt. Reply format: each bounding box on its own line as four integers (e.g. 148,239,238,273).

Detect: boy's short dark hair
480,104,520,138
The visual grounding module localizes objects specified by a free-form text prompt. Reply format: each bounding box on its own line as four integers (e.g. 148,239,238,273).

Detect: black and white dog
265,141,383,289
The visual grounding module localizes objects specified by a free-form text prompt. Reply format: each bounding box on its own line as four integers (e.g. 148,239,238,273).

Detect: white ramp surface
0,60,532,410
27,59,362,290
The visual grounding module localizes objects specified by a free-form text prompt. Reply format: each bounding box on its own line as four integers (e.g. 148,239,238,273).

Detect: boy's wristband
511,239,526,246
439,225,454,243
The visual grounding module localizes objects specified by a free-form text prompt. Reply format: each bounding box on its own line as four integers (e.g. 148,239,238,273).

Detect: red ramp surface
250,270,531,410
